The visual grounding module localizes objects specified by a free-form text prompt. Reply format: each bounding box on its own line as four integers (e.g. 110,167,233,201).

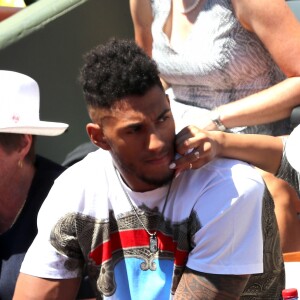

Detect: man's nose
148,132,165,151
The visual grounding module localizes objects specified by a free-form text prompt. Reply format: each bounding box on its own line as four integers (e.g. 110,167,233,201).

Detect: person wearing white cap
170,125,300,253
0,70,68,136
0,70,70,299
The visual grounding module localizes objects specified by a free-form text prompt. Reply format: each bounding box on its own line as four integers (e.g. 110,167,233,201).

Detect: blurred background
0,0,299,164
0,0,133,163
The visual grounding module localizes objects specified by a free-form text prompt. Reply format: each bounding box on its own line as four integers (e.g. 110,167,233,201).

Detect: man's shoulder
34,155,65,188
62,149,110,173
39,150,114,217
54,149,112,188
36,155,65,173
181,157,265,198
198,157,263,181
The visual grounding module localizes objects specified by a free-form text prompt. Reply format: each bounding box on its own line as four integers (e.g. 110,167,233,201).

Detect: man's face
0,143,20,191
90,86,176,192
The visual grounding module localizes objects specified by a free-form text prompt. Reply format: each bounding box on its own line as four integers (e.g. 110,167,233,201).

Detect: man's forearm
174,267,250,300
13,273,81,300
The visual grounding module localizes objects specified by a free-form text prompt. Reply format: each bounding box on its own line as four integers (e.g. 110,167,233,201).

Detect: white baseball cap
286,124,300,173
0,70,69,136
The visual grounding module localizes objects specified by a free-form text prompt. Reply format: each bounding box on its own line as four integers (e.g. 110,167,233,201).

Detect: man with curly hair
14,39,265,299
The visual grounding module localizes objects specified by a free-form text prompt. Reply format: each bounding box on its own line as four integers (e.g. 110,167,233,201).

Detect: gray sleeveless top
151,0,290,135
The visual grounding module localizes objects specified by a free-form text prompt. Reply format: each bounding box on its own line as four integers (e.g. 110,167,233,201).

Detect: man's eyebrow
123,122,142,129
120,108,172,130
157,108,171,120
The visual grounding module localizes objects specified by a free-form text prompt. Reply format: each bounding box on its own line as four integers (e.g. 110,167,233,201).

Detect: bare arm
13,273,81,300
173,126,283,174
215,78,300,129
213,0,300,129
174,267,249,299
208,131,283,174
129,0,153,57
129,0,170,89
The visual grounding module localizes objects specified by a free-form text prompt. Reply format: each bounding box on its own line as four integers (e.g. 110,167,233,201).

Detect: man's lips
145,153,173,165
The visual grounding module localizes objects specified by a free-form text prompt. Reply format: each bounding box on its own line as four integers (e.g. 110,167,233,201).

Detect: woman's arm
129,0,170,89
173,127,284,174
215,78,300,129
213,0,300,129
129,0,153,57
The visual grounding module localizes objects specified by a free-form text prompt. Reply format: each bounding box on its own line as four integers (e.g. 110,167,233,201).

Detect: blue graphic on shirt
113,257,174,300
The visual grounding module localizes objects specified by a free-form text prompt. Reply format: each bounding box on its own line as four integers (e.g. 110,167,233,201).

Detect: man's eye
158,116,169,123
127,125,141,133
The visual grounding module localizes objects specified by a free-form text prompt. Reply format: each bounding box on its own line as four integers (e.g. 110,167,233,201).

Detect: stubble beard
138,169,174,187
113,156,175,189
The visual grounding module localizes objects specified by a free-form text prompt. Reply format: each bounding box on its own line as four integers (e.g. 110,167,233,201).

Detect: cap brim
286,124,300,172
0,121,69,136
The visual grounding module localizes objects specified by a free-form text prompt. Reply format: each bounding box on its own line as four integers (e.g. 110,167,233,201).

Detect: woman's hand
170,126,221,176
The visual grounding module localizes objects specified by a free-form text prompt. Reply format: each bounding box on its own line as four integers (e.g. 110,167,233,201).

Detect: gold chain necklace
180,0,201,14
114,168,173,253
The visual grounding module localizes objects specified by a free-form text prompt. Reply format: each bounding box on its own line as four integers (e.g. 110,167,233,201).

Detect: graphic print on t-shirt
50,207,199,298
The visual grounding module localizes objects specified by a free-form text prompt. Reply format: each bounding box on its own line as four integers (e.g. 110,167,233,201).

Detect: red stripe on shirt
88,229,188,266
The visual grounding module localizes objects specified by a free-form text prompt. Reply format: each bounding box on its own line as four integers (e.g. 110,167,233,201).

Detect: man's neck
0,163,35,234
114,166,173,193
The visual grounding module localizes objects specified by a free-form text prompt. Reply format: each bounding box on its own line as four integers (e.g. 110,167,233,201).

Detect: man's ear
86,123,111,150
19,134,33,159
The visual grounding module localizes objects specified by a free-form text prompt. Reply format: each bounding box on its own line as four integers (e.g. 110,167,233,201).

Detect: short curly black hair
79,39,163,109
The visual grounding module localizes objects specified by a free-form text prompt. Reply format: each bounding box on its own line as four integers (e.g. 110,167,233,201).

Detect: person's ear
86,123,111,150
19,134,33,159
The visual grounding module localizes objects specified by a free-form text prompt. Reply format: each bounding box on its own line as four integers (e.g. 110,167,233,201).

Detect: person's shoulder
39,150,113,213
35,155,65,179
220,157,264,181
189,158,265,210
205,157,260,174
62,142,98,167
57,149,111,183
176,158,264,223
205,157,250,168
192,157,264,186
36,155,64,170
207,158,265,198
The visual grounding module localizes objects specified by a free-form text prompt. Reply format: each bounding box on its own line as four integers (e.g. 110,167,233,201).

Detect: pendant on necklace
149,234,158,253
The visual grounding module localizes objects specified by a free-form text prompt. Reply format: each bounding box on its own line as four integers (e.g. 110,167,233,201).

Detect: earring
91,134,98,144
18,160,23,168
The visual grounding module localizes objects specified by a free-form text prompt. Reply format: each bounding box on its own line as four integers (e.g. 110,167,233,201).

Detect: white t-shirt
21,149,264,299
